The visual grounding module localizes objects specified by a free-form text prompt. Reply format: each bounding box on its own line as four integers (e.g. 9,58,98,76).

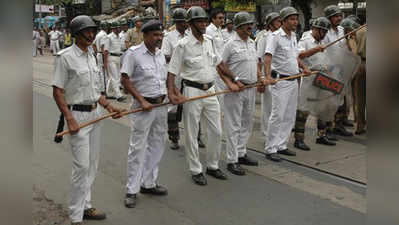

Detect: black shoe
227,163,246,175
355,129,366,135
238,154,258,166
206,168,228,180
342,119,354,127
265,153,281,162
326,130,339,141
316,136,336,146
117,96,127,102
106,96,117,99
198,138,206,148
294,140,311,151
170,141,179,150
333,126,353,137
140,185,168,196
278,149,296,156
83,208,106,220
192,173,207,186
124,194,137,208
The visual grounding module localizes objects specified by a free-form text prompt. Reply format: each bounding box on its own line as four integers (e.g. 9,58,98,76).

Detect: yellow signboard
225,2,256,12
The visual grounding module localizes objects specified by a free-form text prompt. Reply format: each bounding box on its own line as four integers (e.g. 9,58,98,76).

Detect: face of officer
144,30,163,49
329,14,343,28
76,27,96,49
236,23,253,40
226,23,234,31
123,24,129,32
282,15,299,32
176,21,188,34
191,18,208,35
312,27,328,42
269,18,282,31
212,13,225,28
135,21,143,29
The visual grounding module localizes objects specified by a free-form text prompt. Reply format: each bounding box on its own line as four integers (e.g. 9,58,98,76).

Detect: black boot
294,140,310,151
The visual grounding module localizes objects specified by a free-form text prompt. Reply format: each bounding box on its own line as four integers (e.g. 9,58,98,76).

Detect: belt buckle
203,83,209,90
91,103,97,110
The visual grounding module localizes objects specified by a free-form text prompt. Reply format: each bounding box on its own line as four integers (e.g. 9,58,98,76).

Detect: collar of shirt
208,23,221,33
277,27,296,38
137,42,162,56
187,30,202,45
72,44,88,57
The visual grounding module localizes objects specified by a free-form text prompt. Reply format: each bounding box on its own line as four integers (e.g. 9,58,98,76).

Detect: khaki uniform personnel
293,17,337,151
222,12,260,176
121,20,168,209
353,24,366,134
52,16,122,225
257,12,281,141
264,7,311,162
125,16,144,48
161,8,189,150
206,8,227,109
168,6,239,185
323,5,353,138
103,22,126,102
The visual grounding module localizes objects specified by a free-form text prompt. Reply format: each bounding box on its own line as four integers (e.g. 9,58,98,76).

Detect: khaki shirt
356,26,366,59
125,27,143,48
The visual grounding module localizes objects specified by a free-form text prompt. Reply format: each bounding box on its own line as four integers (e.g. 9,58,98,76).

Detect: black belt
183,79,214,91
144,95,165,104
239,81,257,85
110,53,122,57
68,103,97,112
271,70,296,81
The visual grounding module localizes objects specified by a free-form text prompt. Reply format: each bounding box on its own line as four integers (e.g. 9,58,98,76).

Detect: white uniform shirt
161,29,187,57
256,30,272,62
104,32,122,54
120,43,167,98
94,30,107,51
119,30,127,51
222,29,235,43
322,26,345,45
52,44,102,105
265,27,300,75
206,23,225,55
255,29,267,44
49,30,61,41
298,33,329,70
33,30,40,40
168,30,222,84
222,32,257,83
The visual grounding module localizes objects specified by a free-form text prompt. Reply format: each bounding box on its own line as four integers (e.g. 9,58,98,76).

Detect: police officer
33,26,40,57
167,6,238,185
121,20,168,208
92,21,108,94
222,12,262,175
52,15,123,225
119,18,129,51
324,5,353,138
206,8,227,109
125,16,144,48
103,21,126,102
162,8,189,150
222,19,234,43
264,7,311,162
294,17,336,151
256,12,281,142
49,26,62,55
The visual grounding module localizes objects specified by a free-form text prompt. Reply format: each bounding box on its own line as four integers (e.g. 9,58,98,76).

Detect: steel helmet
99,21,107,29
346,15,361,24
120,18,128,26
132,16,142,24
233,11,254,29
312,17,331,31
340,18,360,30
225,18,233,25
265,12,280,28
280,6,299,21
110,21,120,28
69,15,97,36
186,6,208,22
324,5,342,18
172,8,187,22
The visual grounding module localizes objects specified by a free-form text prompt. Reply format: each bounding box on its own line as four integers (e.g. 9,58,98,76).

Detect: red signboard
312,72,344,95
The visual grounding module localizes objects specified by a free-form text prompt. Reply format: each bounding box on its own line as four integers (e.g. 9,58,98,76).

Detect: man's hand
236,81,245,91
257,85,266,93
303,67,311,76
66,117,80,135
168,92,186,105
140,100,154,111
227,82,240,92
315,45,326,53
267,77,277,85
105,104,125,119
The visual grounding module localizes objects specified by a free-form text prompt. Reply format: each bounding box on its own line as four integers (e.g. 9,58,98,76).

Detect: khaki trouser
352,61,366,131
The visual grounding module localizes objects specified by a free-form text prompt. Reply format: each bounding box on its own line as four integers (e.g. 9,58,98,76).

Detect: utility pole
38,0,42,29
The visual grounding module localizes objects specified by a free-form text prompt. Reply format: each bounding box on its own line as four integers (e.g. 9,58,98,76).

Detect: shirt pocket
184,55,203,69
77,69,90,87
137,64,156,82
231,48,248,63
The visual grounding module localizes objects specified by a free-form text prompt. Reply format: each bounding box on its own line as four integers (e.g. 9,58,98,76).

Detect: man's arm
121,74,153,111
53,87,79,134
297,58,311,74
298,45,325,59
167,72,186,105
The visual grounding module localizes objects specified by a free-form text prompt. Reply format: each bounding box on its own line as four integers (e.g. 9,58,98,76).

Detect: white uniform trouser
33,40,38,57
50,40,60,54
261,86,272,139
224,88,256,163
67,107,102,223
265,80,298,154
126,100,167,194
215,77,226,111
96,53,106,92
183,86,222,174
106,56,123,98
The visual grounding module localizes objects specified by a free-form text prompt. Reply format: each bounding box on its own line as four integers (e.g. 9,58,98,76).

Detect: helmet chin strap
191,21,204,35
78,32,93,43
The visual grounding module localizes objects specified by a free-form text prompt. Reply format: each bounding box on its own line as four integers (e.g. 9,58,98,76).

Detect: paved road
33,54,366,225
